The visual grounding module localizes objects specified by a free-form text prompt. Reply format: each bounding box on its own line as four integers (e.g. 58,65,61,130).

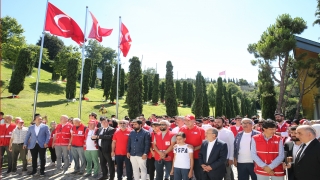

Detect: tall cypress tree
103,65,113,101
148,80,153,101
175,80,182,100
207,84,216,117
182,81,188,105
110,65,120,102
215,77,223,116
165,61,178,116
90,64,98,88
233,95,240,116
143,75,149,102
187,83,194,106
120,68,125,97
160,81,165,102
194,72,203,118
81,58,92,98
202,76,210,117
127,56,143,119
65,59,79,99
223,85,232,118
240,94,246,117
228,89,235,118
152,74,160,104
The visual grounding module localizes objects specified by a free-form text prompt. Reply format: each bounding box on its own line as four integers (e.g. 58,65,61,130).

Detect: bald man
288,125,320,180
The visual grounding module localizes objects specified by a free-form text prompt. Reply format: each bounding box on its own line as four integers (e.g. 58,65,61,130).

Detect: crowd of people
0,111,320,180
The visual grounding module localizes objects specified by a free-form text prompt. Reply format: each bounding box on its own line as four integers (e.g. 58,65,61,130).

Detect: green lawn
0,62,193,125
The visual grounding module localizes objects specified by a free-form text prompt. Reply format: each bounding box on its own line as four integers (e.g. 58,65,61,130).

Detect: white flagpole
78,6,88,119
116,16,122,119
32,0,49,120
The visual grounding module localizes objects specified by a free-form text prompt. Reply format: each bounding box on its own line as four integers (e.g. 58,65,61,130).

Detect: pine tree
175,80,182,100
90,64,97,88
165,61,178,116
233,95,240,116
194,72,203,118
148,80,153,101
187,83,194,106
228,89,235,118
160,81,165,102
120,68,125,97
110,65,120,102
223,85,232,118
215,77,223,116
182,81,188,105
152,74,159,104
143,75,148,102
65,59,79,99
127,56,143,119
202,76,210,117
208,84,216,116
103,65,113,101
81,58,92,98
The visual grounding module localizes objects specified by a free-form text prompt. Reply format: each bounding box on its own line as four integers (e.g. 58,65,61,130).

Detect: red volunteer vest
55,123,72,146
48,128,56,147
253,134,285,176
0,123,16,146
230,125,243,137
277,122,289,133
148,132,155,159
143,124,151,131
154,131,175,161
83,128,98,150
71,124,86,147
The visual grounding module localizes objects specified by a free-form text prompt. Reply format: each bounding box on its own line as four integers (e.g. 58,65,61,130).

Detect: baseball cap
17,119,24,123
88,120,96,124
185,115,195,120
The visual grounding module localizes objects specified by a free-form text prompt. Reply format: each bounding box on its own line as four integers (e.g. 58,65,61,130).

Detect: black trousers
147,157,155,180
48,147,56,163
99,147,115,179
30,143,46,173
0,146,12,172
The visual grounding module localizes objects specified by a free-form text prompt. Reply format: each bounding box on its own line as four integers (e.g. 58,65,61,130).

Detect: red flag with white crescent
44,2,84,44
120,23,132,57
88,12,113,42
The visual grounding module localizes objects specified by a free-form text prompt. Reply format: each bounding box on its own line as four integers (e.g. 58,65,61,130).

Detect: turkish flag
45,2,84,44
120,23,132,57
88,12,113,42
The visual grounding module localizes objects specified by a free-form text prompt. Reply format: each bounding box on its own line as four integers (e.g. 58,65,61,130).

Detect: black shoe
40,172,45,176
6,170,11,174
71,171,79,174
28,171,37,176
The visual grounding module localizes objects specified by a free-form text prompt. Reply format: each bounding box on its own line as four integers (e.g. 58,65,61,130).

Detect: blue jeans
154,160,173,180
71,146,86,173
115,155,133,180
237,163,257,180
174,167,190,180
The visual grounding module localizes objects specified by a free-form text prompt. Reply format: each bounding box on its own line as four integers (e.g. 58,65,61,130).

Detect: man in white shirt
171,116,185,133
202,117,212,131
234,118,260,180
215,117,235,180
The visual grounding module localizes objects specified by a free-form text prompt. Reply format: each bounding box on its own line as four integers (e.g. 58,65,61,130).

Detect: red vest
252,134,285,176
148,132,155,159
230,125,243,137
143,124,151,131
0,123,16,146
71,124,86,147
48,128,56,147
55,123,73,146
154,131,175,161
277,122,289,133
83,128,98,150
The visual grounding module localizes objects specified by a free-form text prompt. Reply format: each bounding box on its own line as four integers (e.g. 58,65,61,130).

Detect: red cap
185,115,195,121
88,120,96,124
17,119,24,123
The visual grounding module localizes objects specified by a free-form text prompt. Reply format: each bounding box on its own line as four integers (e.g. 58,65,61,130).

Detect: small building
294,36,320,119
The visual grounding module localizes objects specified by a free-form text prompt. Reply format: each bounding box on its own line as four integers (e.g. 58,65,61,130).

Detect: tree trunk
276,55,289,113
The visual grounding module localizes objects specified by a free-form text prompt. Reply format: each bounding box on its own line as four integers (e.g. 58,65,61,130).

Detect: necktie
295,143,306,163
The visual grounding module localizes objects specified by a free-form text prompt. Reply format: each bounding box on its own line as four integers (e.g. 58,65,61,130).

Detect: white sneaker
49,162,56,166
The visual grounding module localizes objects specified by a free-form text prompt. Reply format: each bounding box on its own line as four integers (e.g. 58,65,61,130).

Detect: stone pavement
0,156,239,180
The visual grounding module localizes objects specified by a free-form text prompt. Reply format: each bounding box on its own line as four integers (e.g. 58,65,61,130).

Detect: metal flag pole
116,16,122,118
32,0,49,120
78,6,88,118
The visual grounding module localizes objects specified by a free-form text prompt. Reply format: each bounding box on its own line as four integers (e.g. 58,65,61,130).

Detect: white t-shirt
202,124,212,131
172,125,185,134
237,132,253,163
86,130,97,150
173,144,193,169
0,119,4,124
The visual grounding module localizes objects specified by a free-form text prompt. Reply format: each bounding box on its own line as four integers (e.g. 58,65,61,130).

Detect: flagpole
32,0,49,120
116,16,122,118
78,6,88,118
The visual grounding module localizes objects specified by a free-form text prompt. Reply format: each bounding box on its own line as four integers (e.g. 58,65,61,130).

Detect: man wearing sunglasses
112,120,133,180
234,118,260,180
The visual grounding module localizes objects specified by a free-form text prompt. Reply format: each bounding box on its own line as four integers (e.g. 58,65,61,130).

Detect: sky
3,0,320,83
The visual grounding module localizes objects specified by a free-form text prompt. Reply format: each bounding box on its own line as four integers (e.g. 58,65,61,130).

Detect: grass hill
0,62,193,125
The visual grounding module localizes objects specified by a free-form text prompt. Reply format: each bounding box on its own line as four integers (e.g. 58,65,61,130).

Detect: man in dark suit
283,126,302,180
288,125,320,180
92,117,116,180
199,127,228,180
